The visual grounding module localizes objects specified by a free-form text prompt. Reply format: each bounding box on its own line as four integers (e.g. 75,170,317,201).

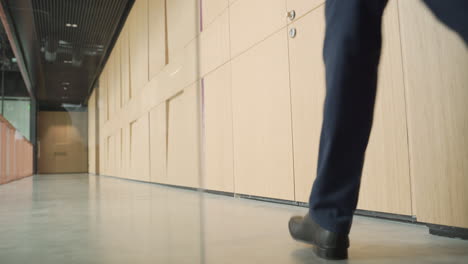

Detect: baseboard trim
427,224,468,240
354,209,417,224
93,174,467,240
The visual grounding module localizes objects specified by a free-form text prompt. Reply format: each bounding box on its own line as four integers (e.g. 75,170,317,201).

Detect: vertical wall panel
286,0,324,20
88,90,96,174
149,103,167,184
288,6,325,203
120,25,131,104
204,63,234,192
167,85,200,188
199,9,230,77
231,29,294,200
229,0,287,57
167,0,200,58
202,0,228,29
129,0,149,94
130,113,150,182
149,0,167,78
399,0,468,227
358,0,411,215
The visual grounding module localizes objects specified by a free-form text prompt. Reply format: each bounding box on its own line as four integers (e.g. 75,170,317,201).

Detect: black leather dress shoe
289,213,349,260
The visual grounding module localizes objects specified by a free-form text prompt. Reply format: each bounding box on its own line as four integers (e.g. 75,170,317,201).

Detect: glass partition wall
0,28,32,141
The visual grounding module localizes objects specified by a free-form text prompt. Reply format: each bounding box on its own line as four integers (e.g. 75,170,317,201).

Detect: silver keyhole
287,10,296,21
289,28,297,38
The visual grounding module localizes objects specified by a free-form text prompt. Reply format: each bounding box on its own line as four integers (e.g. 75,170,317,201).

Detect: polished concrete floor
0,174,467,264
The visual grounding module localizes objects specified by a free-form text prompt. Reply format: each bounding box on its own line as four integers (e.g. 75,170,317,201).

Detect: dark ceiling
2,0,134,108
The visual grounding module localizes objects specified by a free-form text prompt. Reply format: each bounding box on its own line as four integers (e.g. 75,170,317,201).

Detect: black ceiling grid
28,0,132,109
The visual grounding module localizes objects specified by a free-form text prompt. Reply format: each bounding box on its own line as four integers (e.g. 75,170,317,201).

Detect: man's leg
423,0,468,44
289,1,388,259
308,0,388,235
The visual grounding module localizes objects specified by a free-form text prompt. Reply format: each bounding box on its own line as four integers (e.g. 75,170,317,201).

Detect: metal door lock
289,28,297,38
287,10,296,21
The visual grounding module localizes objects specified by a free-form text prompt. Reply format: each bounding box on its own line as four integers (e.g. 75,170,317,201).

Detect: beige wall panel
231,29,294,200
129,0,149,95
99,134,107,175
287,7,325,203
286,0,324,21
120,25,131,105
167,0,200,59
358,0,411,215
148,37,199,102
200,10,230,77
88,91,96,174
149,0,167,78
121,125,131,180
113,41,122,110
229,0,287,57
130,114,151,182
115,129,122,178
107,135,116,176
399,0,468,227
204,63,234,192
38,111,88,174
289,3,412,216
107,54,116,120
99,69,109,125
167,84,200,188
149,103,167,184
202,0,228,29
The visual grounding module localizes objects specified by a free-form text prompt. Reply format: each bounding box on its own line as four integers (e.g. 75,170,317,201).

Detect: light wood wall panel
91,0,468,229
120,25,131,105
229,0,287,57
0,115,33,185
107,135,116,177
231,29,294,200
107,54,116,120
38,111,88,174
199,9,230,77
149,103,167,184
358,0,411,215
286,0,324,21
167,0,200,59
166,84,200,188
289,2,412,216
287,6,326,203
399,0,468,228
130,113,150,182
129,0,149,94
149,0,167,78
88,90,96,174
202,0,229,29
204,63,234,192
99,68,108,125
113,41,122,110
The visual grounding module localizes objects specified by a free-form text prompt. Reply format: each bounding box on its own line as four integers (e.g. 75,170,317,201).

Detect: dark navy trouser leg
308,0,388,234
308,0,467,235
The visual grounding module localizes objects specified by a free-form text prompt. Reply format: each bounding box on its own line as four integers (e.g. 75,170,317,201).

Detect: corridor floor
0,174,467,264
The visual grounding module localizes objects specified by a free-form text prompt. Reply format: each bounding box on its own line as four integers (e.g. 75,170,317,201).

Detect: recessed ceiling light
72,24,78,28
66,23,78,28
66,23,72,27
64,60,73,64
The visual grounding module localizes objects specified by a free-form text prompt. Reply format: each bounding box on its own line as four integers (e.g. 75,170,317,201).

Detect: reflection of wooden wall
0,115,33,185
38,111,88,174
91,0,468,228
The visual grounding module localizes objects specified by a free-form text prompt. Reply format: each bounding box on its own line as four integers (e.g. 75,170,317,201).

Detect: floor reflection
0,174,466,264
